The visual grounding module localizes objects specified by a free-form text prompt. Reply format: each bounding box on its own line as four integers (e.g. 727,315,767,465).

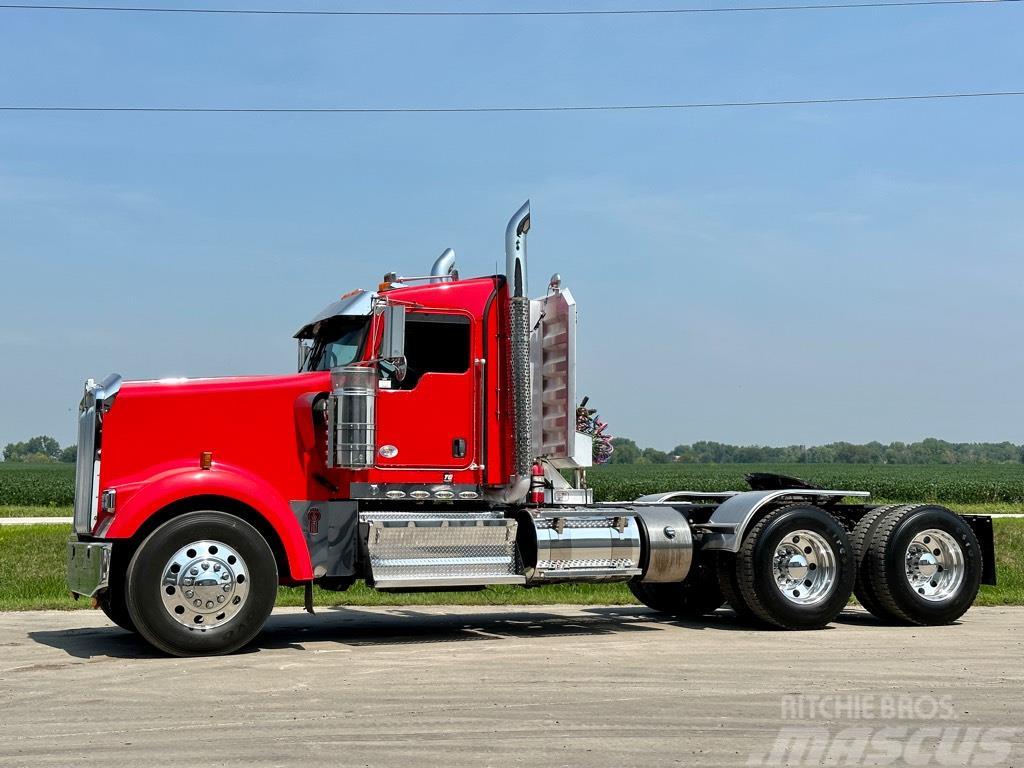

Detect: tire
865,505,982,625
125,511,278,657
629,557,724,618
716,552,762,624
98,573,137,633
850,504,905,621
733,504,855,630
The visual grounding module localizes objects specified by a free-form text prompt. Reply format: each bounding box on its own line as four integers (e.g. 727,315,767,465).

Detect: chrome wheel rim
905,529,964,602
773,530,837,605
160,540,249,630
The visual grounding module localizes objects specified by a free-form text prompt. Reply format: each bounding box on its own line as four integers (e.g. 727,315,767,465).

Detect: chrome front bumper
67,538,112,597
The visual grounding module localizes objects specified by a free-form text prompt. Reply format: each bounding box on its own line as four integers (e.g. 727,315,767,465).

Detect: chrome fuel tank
519,508,642,583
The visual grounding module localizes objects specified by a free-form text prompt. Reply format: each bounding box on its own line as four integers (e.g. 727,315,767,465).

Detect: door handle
452,438,467,458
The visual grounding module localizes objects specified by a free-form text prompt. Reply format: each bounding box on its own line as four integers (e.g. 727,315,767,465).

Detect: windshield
303,316,371,372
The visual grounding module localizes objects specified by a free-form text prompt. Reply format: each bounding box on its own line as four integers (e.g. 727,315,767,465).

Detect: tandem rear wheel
853,504,982,625
718,504,855,630
125,511,278,657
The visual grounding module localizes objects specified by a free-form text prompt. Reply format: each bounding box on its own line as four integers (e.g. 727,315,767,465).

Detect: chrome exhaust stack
429,247,457,283
505,200,532,502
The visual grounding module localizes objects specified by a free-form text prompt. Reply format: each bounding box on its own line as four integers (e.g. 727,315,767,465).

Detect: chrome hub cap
773,530,837,605
905,529,964,601
160,540,249,629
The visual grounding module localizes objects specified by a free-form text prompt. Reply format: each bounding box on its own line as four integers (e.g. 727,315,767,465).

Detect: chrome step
360,512,524,589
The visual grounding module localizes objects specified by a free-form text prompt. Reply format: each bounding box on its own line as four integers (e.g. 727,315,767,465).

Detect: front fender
103,463,313,581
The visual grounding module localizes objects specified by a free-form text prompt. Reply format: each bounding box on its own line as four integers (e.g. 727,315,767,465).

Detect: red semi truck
67,202,995,656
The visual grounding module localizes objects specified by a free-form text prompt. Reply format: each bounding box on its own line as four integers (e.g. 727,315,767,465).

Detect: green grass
1,502,1020,520
0,505,72,518
3,518,1022,611
977,518,1024,606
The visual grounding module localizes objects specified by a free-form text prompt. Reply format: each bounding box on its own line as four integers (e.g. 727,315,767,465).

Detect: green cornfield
587,463,1024,505
1,461,1023,508
0,464,76,507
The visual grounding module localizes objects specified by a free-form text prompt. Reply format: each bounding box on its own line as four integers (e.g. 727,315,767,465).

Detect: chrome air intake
506,201,533,497
327,366,376,468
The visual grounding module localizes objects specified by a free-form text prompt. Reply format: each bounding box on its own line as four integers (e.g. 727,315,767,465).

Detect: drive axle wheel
865,505,981,625
629,558,724,618
125,511,278,656
732,504,854,629
850,504,905,621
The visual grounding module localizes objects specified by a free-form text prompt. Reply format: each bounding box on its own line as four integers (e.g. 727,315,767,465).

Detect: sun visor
293,289,376,339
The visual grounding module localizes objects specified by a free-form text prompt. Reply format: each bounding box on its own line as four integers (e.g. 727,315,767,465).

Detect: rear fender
689,489,870,553
102,462,313,581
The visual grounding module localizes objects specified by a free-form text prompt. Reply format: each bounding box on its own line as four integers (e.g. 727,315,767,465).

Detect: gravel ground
0,605,1021,767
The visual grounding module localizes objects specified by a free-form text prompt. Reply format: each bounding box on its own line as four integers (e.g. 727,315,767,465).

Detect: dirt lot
1,605,1021,767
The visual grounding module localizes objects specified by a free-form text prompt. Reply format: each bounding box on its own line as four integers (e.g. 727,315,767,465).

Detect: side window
399,313,471,389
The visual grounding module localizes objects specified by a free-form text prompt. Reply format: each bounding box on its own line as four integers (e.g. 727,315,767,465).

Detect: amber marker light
200,451,213,470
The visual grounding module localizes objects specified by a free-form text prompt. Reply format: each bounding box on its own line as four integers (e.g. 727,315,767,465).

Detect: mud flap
304,581,315,615
961,515,996,585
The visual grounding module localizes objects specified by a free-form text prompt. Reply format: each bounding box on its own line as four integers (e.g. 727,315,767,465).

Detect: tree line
3,436,76,464
609,438,1024,465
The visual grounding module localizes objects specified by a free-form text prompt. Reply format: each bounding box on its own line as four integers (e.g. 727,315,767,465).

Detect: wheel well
113,495,292,584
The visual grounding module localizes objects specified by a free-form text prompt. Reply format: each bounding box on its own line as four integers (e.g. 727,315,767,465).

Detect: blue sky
1,1,1022,451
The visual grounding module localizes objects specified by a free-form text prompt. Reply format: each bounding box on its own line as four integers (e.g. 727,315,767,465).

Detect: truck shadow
28,606,754,659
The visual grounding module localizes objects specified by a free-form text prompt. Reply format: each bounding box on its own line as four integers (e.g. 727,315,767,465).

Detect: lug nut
206,600,214,608
185,590,194,598
193,599,202,607
213,564,221,572
189,567,198,575
201,562,210,570
223,585,231,592
217,595,224,603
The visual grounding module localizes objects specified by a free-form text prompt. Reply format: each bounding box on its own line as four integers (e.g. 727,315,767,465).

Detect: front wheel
125,511,278,656
731,504,855,630
98,580,136,633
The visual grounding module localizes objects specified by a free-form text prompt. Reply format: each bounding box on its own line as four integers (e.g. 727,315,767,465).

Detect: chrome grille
72,374,122,536
72,398,99,535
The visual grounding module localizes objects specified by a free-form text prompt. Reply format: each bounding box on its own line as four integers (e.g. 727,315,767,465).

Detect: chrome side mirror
380,305,406,361
297,340,312,372
379,305,407,382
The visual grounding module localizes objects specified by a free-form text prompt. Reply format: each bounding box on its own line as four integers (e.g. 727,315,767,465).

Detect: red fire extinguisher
530,461,545,505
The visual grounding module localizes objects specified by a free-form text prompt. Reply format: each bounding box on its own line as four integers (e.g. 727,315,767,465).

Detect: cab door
374,310,476,470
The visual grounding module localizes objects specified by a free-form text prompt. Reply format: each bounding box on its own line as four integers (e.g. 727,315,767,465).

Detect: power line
1,91,1022,113
0,0,1020,17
